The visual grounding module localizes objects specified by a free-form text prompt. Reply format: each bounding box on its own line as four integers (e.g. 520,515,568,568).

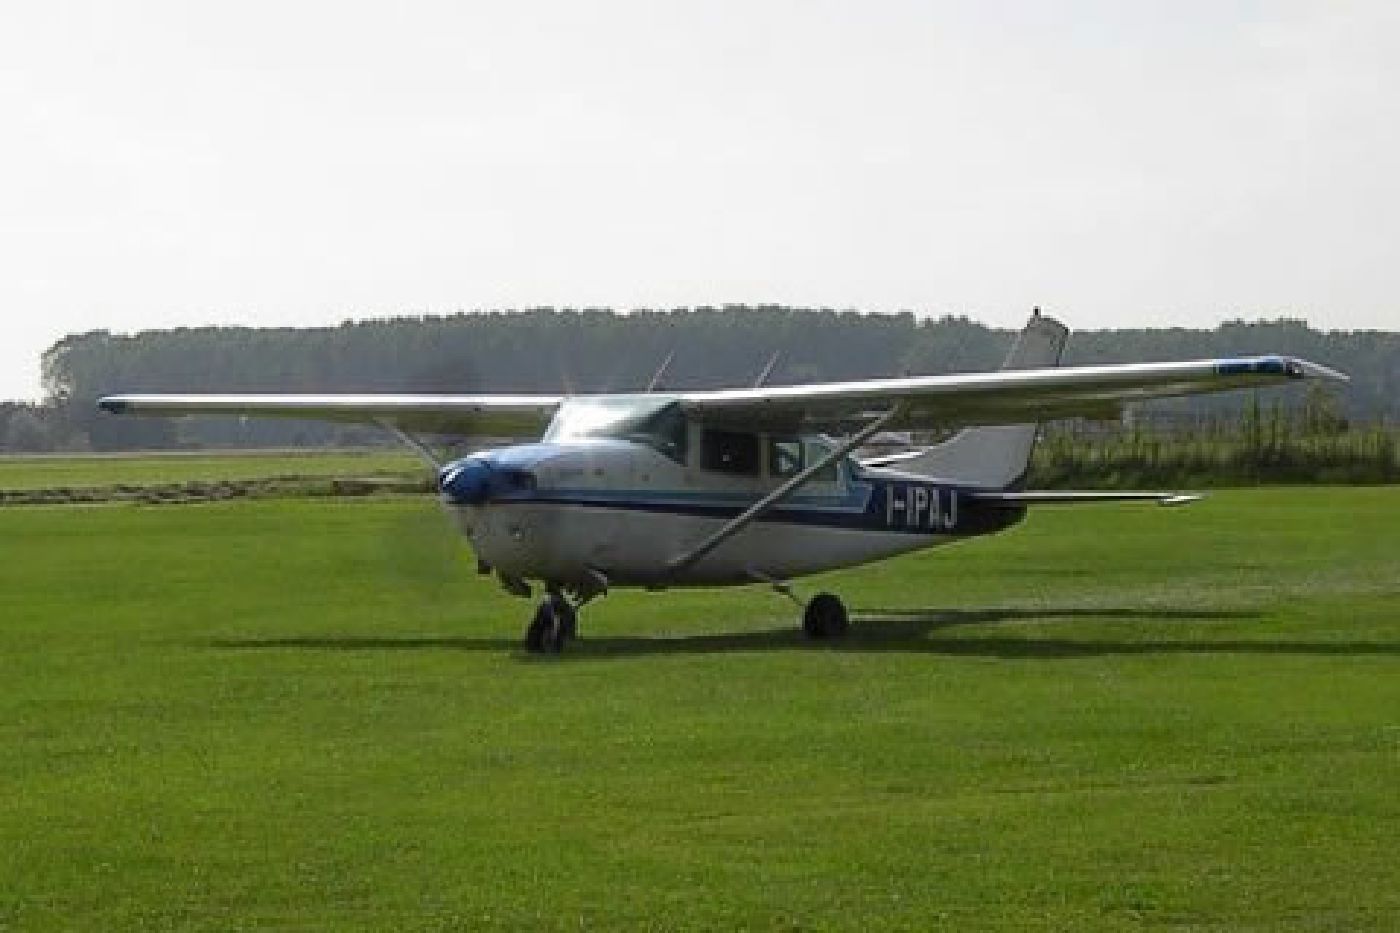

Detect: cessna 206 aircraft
100,312,1345,652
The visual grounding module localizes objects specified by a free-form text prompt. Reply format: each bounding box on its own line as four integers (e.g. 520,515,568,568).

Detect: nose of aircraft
438,455,539,505
438,457,494,505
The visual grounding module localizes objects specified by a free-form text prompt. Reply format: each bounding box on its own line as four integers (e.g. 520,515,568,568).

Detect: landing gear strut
802,592,849,639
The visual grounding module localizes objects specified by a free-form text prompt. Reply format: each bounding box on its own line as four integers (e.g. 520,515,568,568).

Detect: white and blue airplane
99,313,1346,652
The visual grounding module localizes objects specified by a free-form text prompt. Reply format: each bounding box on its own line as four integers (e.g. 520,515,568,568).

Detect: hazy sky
2,1,1396,400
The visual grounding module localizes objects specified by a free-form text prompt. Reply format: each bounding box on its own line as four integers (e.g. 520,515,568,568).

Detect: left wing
97,393,562,436
676,356,1347,433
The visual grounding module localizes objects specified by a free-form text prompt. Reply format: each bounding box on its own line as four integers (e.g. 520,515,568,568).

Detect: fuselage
438,400,1024,589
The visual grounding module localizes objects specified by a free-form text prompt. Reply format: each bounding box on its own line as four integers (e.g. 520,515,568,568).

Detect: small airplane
99,312,1347,652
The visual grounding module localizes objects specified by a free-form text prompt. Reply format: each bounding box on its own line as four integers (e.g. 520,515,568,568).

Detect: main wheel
802,593,849,639
525,600,565,654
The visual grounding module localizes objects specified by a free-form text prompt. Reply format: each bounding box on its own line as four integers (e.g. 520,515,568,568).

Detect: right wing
97,393,563,437
677,355,1348,433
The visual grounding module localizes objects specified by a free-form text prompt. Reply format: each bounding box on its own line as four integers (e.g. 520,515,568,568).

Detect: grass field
2,486,1397,929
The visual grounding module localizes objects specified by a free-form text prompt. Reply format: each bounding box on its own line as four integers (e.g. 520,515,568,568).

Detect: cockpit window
701,428,761,476
630,403,688,463
543,395,688,464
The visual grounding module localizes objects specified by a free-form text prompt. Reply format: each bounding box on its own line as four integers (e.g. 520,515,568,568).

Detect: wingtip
97,396,127,414
1289,359,1350,383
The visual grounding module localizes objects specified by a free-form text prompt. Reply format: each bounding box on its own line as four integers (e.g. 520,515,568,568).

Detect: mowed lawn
1,488,1397,930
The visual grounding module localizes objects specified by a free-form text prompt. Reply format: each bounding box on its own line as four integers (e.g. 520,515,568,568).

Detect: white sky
2,1,1397,400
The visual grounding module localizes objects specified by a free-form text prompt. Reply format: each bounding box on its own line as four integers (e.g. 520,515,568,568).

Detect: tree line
7,306,1396,452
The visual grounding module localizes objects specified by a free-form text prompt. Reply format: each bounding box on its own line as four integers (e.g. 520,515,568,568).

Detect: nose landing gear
523,574,606,654
524,593,576,653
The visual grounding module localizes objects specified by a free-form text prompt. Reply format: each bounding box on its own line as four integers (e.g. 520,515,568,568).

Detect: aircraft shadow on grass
208,607,1400,661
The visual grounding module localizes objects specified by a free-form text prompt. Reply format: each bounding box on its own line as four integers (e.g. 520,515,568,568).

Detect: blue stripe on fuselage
467,476,1022,537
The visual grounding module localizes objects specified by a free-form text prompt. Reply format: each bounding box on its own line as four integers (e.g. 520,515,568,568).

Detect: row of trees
13,306,1399,452
0,404,72,453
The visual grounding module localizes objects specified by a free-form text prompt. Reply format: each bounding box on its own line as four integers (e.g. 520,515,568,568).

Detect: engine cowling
438,458,493,505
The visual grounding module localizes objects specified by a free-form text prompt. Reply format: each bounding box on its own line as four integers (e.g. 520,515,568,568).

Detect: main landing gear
802,592,850,639
753,572,851,641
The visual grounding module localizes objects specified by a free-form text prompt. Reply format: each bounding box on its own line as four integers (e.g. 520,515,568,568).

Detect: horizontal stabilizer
971,490,1202,507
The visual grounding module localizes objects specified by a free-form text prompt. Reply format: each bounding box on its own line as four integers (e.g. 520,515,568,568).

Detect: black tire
802,593,849,639
525,601,564,653
555,598,578,642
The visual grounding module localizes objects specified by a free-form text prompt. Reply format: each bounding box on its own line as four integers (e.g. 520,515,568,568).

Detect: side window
804,439,840,483
701,428,761,476
768,437,804,478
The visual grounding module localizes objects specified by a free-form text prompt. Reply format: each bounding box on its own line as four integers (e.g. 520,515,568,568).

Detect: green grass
2,488,1398,930
0,449,419,491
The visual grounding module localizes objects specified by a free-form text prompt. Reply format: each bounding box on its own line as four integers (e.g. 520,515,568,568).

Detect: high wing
97,393,562,436
98,340,1346,439
675,356,1347,432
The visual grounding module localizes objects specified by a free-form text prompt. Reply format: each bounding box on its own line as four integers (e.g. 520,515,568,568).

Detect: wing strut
646,351,675,392
753,350,782,388
375,419,443,470
665,406,905,576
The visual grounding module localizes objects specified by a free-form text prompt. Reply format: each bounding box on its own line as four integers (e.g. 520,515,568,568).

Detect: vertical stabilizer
888,312,1068,489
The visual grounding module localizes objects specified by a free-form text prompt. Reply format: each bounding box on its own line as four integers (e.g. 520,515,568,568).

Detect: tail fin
889,312,1068,489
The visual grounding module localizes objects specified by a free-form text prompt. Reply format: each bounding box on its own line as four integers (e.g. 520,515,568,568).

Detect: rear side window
804,439,840,482
701,428,761,475
769,437,804,478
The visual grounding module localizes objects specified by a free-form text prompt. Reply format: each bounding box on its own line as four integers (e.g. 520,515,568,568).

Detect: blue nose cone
438,457,493,505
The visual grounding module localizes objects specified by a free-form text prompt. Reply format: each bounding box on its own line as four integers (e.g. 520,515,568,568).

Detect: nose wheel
524,591,579,654
522,574,607,654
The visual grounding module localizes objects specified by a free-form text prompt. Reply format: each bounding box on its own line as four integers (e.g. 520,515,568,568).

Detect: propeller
367,422,491,602
437,458,492,504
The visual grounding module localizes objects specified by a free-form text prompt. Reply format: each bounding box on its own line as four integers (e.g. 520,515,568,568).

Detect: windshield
543,395,688,463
